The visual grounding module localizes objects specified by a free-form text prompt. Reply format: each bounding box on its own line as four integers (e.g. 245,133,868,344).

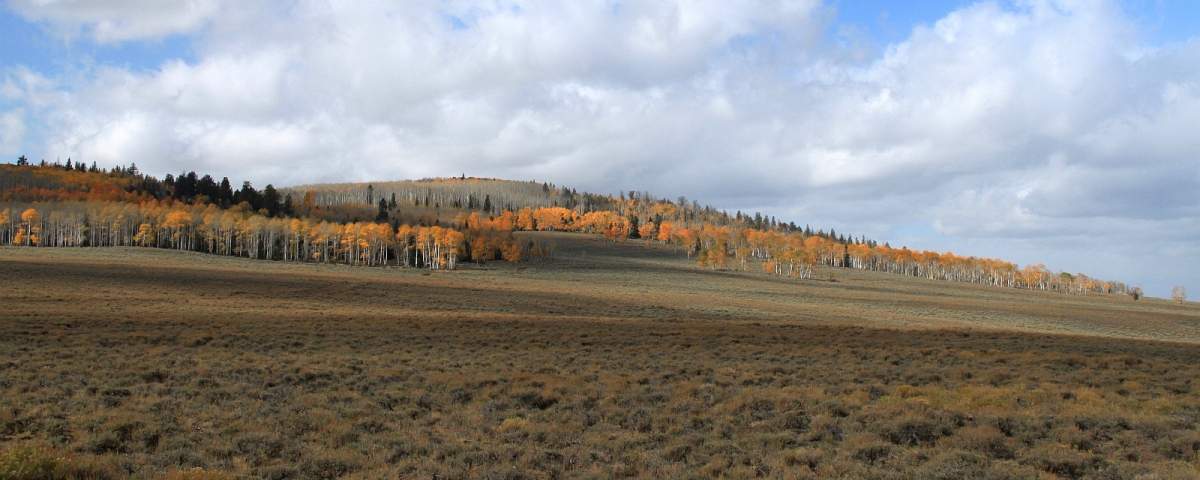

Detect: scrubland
2,232,1199,479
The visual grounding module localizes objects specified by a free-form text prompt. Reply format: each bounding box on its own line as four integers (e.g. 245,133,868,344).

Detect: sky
1,0,1198,298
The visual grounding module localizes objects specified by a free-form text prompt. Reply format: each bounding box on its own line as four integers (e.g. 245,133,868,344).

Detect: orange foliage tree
1,164,1133,293
15,208,40,246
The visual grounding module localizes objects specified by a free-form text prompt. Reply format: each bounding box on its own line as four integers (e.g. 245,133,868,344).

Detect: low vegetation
2,236,1198,478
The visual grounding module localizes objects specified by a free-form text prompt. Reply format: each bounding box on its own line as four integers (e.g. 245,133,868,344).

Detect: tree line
1,160,1136,295
0,200,551,269
2,160,292,217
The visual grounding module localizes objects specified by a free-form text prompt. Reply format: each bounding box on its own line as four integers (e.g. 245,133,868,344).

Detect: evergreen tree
175,171,198,202
198,175,218,204
219,178,234,207
236,181,262,210
262,185,282,216
377,199,390,222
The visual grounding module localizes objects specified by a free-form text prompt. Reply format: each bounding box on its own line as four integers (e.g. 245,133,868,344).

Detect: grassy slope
2,233,1200,478
11,231,1189,341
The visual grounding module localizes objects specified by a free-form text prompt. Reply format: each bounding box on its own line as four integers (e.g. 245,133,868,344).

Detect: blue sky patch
1,9,197,76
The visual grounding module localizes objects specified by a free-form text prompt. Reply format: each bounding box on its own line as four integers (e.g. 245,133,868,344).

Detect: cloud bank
2,0,1198,296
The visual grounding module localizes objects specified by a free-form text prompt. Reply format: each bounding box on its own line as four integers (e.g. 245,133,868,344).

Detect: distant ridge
1,162,1137,297
283,177,570,213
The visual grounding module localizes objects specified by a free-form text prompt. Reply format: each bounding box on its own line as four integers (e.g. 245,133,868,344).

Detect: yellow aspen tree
516,207,535,231
201,207,220,253
656,221,673,243
164,210,192,250
310,221,337,263
504,242,522,262
219,210,239,255
339,223,360,265
135,223,155,247
15,208,41,246
417,227,435,268
471,235,490,261
22,208,39,238
0,208,8,245
396,224,414,267
638,221,656,246
676,228,696,258
444,229,465,269
495,210,517,231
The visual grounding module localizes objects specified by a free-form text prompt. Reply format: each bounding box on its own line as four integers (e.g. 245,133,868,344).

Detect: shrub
948,425,1015,460
916,451,988,480
297,452,361,479
853,443,892,464
158,468,236,480
1024,444,1104,480
512,391,558,410
881,416,948,446
780,410,812,432
783,448,821,470
0,444,61,480
82,433,126,455
0,443,118,480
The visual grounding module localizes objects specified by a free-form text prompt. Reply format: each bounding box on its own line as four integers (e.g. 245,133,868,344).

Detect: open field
2,232,1200,479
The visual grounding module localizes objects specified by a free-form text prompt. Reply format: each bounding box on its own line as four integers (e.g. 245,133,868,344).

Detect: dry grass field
2,232,1200,479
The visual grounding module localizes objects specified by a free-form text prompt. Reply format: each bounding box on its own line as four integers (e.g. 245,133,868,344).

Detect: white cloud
0,109,26,156
9,0,221,42
82,50,296,119
5,0,1200,296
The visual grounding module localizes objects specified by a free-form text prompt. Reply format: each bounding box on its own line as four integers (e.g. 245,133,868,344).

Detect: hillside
1,163,1136,298
283,177,572,214
3,231,1195,342
2,238,1199,478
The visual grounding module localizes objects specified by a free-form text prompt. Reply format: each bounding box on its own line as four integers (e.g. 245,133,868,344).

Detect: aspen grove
1,161,1133,295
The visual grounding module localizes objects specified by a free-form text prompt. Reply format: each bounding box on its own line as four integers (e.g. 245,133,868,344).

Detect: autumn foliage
1,162,1133,293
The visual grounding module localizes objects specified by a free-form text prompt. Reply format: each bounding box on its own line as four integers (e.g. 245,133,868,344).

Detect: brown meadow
2,232,1199,479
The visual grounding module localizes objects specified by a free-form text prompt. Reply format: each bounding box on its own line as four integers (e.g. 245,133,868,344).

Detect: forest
1,158,1134,296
